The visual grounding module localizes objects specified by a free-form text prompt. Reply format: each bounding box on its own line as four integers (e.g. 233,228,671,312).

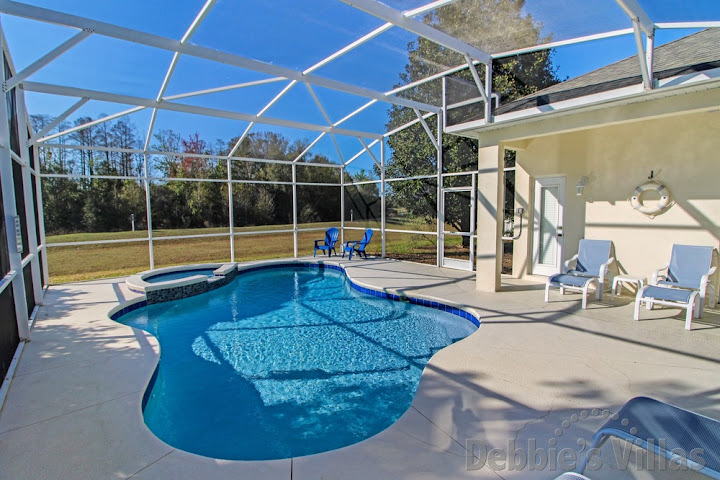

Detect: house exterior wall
505,109,720,284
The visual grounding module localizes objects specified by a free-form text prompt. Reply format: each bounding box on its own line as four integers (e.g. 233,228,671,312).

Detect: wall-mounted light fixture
576,176,589,196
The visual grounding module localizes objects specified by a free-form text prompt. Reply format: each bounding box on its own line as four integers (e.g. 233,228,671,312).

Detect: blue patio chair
651,244,717,316
577,397,720,478
313,227,339,257
342,228,373,260
545,239,615,309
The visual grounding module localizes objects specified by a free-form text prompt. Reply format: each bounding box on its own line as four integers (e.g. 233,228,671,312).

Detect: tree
344,170,380,222
69,116,97,179
385,0,561,246
109,118,140,177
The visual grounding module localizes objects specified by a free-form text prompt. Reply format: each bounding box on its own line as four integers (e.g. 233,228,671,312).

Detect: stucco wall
507,110,720,283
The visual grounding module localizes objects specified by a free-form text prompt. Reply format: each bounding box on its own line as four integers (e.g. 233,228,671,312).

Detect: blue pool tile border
110,299,148,321
111,261,480,328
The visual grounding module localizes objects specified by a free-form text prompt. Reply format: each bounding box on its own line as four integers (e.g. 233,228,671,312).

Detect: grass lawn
45,219,459,283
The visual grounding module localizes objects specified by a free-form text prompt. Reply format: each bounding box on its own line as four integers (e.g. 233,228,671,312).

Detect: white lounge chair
651,244,717,316
545,239,615,309
635,244,717,329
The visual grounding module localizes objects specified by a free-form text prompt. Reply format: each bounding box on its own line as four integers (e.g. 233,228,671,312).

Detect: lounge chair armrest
563,254,578,274
599,257,615,285
314,239,325,247
700,266,717,292
345,241,359,248
651,263,670,285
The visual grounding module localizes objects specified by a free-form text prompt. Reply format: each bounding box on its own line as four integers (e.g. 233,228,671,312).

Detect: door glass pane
539,186,558,266
443,191,471,233
443,190,471,261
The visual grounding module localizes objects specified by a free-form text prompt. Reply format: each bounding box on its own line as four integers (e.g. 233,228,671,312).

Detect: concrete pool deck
1,257,718,479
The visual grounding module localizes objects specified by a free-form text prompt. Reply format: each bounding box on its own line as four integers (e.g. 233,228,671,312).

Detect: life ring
630,180,672,218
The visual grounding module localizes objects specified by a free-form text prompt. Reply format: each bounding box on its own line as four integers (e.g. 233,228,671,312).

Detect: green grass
45,218,456,284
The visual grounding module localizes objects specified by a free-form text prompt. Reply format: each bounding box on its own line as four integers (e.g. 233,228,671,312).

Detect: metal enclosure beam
142,152,154,269
357,137,379,167
33,142,49,285
645,33,655,88
464,55,489,105
344,139,379,167
37,106,145,143
28,96,88,144
163,77,285,101
380,139,386,258
435,114,442,267
655,22,720,29
340,165,345,246
632,20,653,89
413,108,439,150
4,29,91,92
614,0,654,36
292,163,297,257
15,87,43,306
492,28,635,59
293,132,326,163
338,0,491,64
484,59,493,122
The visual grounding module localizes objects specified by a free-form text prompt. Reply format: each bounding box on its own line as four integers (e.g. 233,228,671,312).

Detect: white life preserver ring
630,181,672,218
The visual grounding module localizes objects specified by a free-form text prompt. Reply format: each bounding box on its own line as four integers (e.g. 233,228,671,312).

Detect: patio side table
611,274,645,301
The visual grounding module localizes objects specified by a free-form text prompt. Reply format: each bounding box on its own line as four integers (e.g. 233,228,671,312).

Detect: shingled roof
495,28,720,115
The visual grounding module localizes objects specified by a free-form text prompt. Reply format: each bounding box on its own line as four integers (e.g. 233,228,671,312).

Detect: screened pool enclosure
1,0,719,376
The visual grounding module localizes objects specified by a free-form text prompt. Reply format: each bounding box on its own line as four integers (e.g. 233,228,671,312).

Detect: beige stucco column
476,145,503,291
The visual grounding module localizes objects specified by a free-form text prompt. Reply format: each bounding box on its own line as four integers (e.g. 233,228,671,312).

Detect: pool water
119,265,477,460
144,268,217,283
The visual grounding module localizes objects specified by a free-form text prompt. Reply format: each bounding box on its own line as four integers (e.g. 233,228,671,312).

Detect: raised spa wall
144,264,238,304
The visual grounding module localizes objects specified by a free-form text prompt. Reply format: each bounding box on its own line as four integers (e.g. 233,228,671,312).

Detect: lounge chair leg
634,296,641,321
560,287,565,295
581,285,588,309
596,282,603,301
545,281,551,304
687,293,699,330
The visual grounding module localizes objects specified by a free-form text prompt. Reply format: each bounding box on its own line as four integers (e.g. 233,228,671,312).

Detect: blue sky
2,0,719,175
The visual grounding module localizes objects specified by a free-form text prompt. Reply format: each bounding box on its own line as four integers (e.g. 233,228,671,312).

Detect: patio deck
1,258,718,479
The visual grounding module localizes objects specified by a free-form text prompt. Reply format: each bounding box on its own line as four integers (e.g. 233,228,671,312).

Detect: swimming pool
117,264,477,460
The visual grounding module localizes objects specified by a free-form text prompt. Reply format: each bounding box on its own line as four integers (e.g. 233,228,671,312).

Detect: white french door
532,176,565,276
